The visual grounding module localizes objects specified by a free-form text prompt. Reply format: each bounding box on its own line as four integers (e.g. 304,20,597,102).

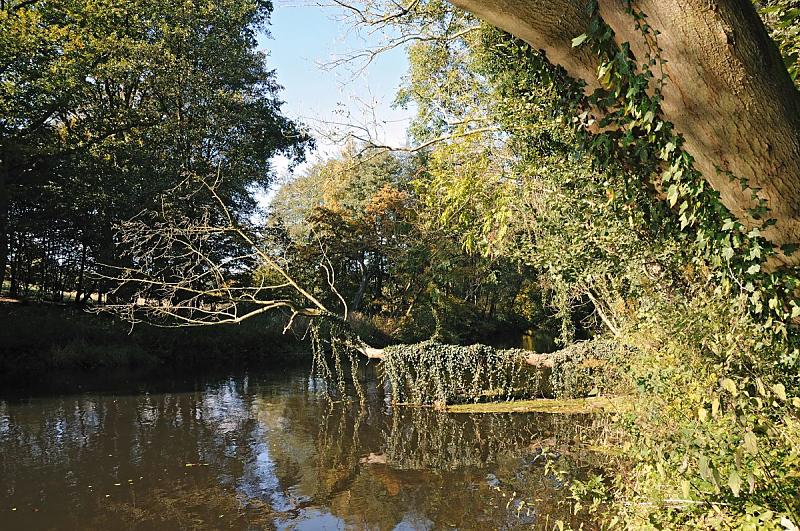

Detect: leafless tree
96,171,390,359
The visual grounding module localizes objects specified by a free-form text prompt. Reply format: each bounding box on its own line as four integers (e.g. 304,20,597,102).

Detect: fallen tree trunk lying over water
358,338,627,406
358,343,558,369
311,317,628,406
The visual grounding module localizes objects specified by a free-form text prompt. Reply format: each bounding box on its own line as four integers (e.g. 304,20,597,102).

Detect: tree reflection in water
0,369,608,530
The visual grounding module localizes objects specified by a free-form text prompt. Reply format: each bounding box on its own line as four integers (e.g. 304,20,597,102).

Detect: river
0,365,605,530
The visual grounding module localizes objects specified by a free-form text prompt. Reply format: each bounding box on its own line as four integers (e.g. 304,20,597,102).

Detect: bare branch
96,172,330,330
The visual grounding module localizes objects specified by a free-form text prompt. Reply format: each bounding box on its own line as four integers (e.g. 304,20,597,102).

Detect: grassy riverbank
0,301,307,386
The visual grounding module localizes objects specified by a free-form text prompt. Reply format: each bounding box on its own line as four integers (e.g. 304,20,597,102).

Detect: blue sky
259,2,413,175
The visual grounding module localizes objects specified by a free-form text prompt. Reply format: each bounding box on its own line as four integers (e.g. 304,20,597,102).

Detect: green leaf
773,383,787,401
699,455,712,482
666,184,679,207
728,469,742,497
743,431,758,455
746,264,760,275
722,247,735,261
721,378,737,396
571,34,589,47
681,480,691,499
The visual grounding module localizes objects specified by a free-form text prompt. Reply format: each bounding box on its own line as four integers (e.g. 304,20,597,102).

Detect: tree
0,0,309,300
270,145,543,343
330,4,800,526
449,0,800,267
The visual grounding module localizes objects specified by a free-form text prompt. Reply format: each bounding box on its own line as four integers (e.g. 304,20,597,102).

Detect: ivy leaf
746,264,761,275
666,184,679,207
722,247,735,261
572,34,589,47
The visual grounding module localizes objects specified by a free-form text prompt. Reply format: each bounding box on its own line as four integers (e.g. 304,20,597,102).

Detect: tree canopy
0,0,308,302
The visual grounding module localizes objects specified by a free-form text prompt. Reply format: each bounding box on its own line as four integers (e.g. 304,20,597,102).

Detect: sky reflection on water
0,369,605,530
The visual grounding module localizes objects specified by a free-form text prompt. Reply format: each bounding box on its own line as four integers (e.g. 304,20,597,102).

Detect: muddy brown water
0,366,605,530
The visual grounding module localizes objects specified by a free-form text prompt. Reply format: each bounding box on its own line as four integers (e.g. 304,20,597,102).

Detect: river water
0,366,605,530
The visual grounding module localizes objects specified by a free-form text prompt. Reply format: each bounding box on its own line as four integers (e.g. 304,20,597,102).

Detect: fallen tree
375,339,624,406
101,216,620,405
100,175,623,405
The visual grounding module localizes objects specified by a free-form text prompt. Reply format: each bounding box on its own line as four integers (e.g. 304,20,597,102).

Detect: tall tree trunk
451,0,800,267
351,256,370,313
0,147,8,294
9,233,19,297
83,282,96,305
41,232,50,298
95,221,114,304
75,241,87,304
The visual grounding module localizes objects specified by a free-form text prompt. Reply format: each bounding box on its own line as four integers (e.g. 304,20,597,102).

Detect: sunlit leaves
571,33,589,47
759,0,800,86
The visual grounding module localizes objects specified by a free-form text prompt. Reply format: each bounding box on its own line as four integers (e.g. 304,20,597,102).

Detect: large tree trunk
75,240,88,304
450,0,800,267
0,148,8,294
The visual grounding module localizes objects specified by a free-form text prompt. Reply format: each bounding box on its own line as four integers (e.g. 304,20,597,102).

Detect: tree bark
450,0,800,267
351,256,370,313
0,147,8,294
75,240,87,304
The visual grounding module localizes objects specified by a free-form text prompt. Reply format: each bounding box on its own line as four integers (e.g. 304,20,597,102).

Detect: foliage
377,0,800,528
381,341,538,405
380,339,622,406
270,146,547,344
0,0,309,303
759,0,800,85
